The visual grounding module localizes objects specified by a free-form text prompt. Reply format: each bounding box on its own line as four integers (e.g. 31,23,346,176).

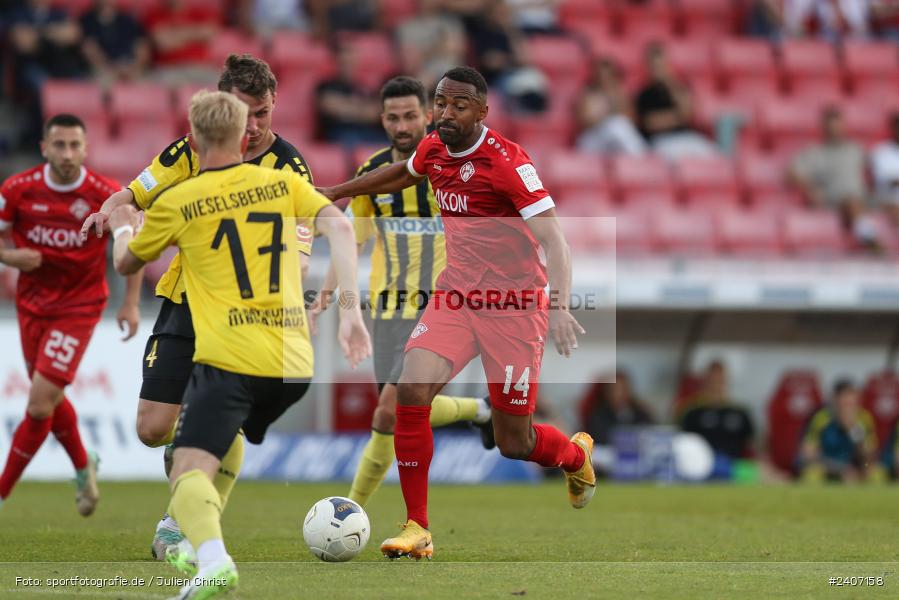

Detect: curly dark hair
218,54,277,98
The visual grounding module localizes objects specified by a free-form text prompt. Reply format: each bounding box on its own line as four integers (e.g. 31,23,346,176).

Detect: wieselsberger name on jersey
179,181,290,222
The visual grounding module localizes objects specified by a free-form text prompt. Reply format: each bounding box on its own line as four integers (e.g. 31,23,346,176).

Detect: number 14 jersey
128,163,330,378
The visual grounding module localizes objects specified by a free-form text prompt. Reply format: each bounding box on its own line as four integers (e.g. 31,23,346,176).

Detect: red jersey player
320,67,596,559
0,114,142,515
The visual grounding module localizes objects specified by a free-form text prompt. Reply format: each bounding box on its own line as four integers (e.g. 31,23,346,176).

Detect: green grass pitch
0,481,896,599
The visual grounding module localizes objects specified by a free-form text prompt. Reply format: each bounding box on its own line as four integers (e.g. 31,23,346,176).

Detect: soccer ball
302,496,370,562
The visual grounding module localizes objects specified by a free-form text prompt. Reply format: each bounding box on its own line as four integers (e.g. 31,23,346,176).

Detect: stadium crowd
1,0,899,254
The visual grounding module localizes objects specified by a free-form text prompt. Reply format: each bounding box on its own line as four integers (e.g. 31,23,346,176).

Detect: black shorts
372,318,419,391
140,334,195,404
174,363,310,459
152,297,195,337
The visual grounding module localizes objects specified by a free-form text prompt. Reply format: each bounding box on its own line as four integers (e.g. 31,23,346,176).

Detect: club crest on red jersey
69,198,90,220
411,322,428,339
460,161,476,182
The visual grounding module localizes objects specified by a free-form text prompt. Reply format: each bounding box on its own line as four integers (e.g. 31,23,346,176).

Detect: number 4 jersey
128,163,331,379
0,164,119,318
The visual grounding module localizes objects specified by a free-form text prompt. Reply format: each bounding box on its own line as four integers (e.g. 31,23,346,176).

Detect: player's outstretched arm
318,161,423,201
314,205,372,368
117,269,142,341
109,205,145,275
81,188,137,239
526,208,585,358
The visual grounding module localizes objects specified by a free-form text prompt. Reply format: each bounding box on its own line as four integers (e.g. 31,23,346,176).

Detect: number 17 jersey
128,163,330,378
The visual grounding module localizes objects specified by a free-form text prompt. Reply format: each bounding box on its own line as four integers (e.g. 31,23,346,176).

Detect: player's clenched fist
548,308,585,358
0,247,42,272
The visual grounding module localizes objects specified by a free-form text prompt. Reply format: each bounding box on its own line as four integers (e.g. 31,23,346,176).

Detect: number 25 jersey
128,163,330,378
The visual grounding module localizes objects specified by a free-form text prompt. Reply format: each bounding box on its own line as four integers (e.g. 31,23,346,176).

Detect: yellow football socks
169,469,223,549
429,394,480,427
348,430,394,506
213,432,244,511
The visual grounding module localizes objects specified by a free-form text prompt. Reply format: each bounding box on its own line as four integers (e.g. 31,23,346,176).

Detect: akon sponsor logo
435,188,468,213
26,225,84,248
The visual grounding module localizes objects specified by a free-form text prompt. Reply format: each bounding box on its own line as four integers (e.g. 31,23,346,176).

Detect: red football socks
394,405,433,529
528,423,585,472
51,398,88,471
0,413,53,499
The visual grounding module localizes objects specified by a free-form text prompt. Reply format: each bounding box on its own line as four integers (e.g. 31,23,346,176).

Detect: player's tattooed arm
81,188,137,239
525,208,586,358
318,161,422,201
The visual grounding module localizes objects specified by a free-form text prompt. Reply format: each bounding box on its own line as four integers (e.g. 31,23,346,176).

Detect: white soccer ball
302,496,370,562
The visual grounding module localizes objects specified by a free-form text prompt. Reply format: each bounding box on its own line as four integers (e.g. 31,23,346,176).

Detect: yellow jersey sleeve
127,137,198,210
128,193,184,263
289,172,332,222
348,194,375,244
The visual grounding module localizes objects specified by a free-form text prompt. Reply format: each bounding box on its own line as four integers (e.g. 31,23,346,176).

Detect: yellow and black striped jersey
128,163,330,378
127,134,314,303
349,147,446,320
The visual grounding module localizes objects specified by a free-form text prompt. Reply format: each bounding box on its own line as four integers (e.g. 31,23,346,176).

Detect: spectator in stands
680,360,755,460
581,370,655,445
747,0,785,39
869,112,899,226
80,0,150,85
789,106,876,247
248,0,310,37
783,0,870,40
799,379,878,482
576,58,647,156
506,0,562,35
8,0,86,145
468,0,548,113
870,0,899,40
396,0,467,91
308,0,377,38
143,0,220,85
634,43,718,160
315,45,384,145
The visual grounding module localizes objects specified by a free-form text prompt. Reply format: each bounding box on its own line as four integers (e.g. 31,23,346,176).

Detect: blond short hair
188,90,248,151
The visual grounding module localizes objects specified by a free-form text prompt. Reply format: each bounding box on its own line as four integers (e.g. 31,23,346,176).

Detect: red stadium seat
780,40,842,94
613,0,675,37
682,189,742,211
852,79,899,113
716,208,782,256
584,38,645,91
739,152,790,200
692,91,757,134
782,209,848,255
87,141,157,185
861,372,899,451
301,143,349,188
207,29,265,69
559,0,610,34
650,207,718,254
268,32,336,82
842,103,889,145
109,82,172,124
42,80,106,121
842,41,899,93
716,39,776,94
337,32,399,92
116,118,179,149
378,0,418,29
666,40,714,84
671,155,739,203
607,206,654,255
555,189,613,217
748,191,807,214
543,151,606,198
675,0,736,36
767,370,824,475
274,76,320,140
786,79,848,111
759,101,821,152
525,35,590,88
619,191,678,212
610,155,674,201
513,110,575,152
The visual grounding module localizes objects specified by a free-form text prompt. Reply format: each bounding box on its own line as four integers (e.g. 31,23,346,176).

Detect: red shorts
405,302,548,416
18,310,99,388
